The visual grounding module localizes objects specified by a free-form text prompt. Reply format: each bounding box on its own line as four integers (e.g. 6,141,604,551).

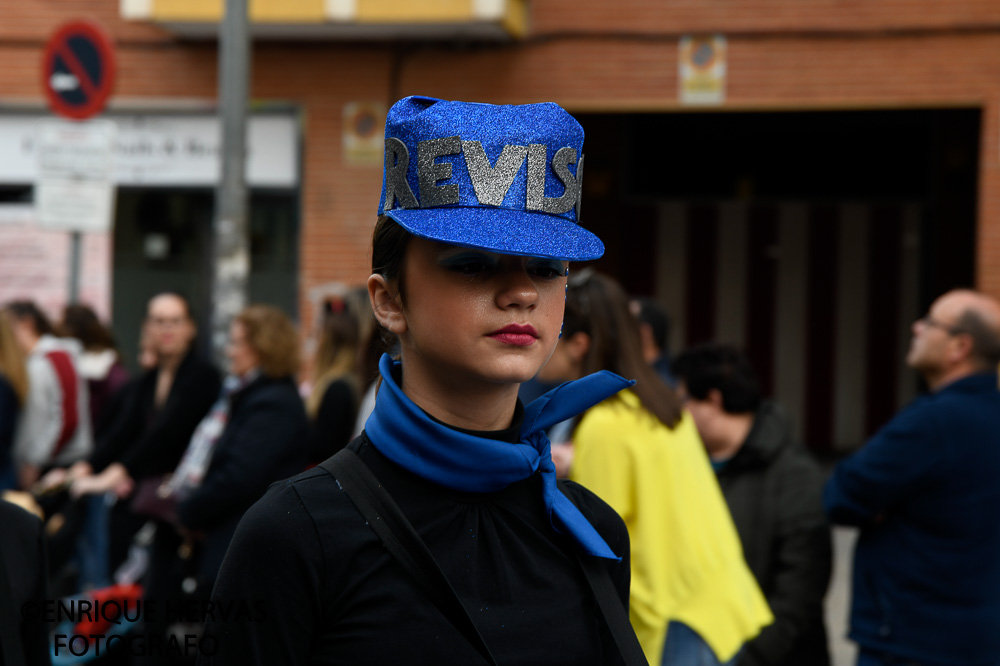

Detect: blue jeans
661,621,739,666
858,647,1000,666
857,650,927,666
74,493,113,590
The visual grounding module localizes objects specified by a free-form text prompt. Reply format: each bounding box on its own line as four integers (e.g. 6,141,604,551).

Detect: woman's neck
399,366,521,431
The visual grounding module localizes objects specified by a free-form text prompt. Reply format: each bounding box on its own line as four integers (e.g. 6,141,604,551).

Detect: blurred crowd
1,276,999,666
0,289,391,665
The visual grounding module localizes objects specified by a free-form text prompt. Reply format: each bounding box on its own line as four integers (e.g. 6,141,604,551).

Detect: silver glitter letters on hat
574,155,585,221
541,146,580,215
525,144,547,211
377,96,603,261
382,138,418,211
462,141,529,207
418,136,461,207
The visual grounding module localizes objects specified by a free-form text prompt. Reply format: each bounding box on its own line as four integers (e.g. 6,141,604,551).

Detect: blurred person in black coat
132,304,308,664
0,498,51,666
673,344,832,666
170,303,309,591
0,310,29,491
306,291,368,465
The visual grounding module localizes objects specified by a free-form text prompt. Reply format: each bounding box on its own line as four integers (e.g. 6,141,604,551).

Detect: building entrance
112,187,299,370
579,108,979,452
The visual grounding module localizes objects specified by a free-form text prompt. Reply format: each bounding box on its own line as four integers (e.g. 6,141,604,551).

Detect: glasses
918,316,966,336
147,316,188,329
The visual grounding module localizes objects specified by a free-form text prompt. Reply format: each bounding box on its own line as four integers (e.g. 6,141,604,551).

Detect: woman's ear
706,388,725,409
368,274,407,335
564,331,591,364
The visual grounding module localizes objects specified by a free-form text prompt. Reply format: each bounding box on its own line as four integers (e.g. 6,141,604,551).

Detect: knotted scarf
364,354,634,560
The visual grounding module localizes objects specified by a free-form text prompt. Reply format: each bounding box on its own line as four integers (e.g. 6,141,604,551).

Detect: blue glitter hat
377,96,603,261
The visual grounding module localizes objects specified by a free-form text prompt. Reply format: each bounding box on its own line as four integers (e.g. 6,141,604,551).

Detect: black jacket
0,501,50,666
716,401,832,666
307,377,359,465
89,349,221,478
177,374,309,585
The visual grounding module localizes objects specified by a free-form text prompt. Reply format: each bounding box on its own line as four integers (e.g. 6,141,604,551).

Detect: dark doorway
576,108,979,451
111,188,299,371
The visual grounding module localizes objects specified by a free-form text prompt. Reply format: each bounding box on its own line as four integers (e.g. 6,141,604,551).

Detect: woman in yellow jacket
538,270,772,666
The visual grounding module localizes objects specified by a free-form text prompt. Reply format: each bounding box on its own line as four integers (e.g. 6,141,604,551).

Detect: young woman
59,303,129,435
306,293,364,464
5,300,92,488
537,271,773,666
203,96,636,665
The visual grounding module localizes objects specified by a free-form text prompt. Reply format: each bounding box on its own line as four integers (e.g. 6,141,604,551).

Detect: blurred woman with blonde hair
306,289,369,464
0,310,28,489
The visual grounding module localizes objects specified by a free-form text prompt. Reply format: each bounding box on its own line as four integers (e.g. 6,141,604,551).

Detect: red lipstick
488,324,538,346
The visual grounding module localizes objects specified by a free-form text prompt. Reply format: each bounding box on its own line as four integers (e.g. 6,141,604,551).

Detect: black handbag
319,448,648,666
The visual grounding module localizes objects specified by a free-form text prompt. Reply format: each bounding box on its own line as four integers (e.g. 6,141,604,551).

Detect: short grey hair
956,307,1000,370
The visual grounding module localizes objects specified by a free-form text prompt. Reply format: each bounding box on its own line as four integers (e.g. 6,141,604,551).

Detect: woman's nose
496,266,539,309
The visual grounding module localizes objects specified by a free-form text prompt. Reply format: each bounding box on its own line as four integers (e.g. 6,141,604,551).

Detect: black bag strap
573,550,649,665
319,449,499,666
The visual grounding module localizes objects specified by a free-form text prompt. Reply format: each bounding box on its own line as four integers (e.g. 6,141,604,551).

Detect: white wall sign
35,119,116,232
0,112,299,187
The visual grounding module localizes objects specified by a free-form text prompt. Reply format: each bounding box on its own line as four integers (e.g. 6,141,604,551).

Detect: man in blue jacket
824,289,1000,666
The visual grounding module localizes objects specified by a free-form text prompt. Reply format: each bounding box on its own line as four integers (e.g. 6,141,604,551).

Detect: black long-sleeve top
89,349,220,478
201,432,631,666
177,374,309,585
306,377,358,465
0,500,51,666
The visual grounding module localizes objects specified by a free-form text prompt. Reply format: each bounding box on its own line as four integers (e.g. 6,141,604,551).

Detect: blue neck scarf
364,354,634,560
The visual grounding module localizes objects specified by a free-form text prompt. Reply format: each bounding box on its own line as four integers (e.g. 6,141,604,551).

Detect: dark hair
564,270,682,429
62,304,117,352
633,297,671,353
146,291,194,322
672,343,762,414
371,215,412,292
956,307,1000,370
370,215,409,351
5,300,55,337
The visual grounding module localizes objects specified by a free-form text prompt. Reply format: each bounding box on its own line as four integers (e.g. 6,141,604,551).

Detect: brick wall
3,0,999,334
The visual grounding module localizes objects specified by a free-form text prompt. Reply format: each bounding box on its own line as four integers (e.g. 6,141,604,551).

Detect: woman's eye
440,254,497,275
527,260,566,279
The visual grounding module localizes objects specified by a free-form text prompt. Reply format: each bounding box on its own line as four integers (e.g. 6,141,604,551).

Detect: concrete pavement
826,526,858,666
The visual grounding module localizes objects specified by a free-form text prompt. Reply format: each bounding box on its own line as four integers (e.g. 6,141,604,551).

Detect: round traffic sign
42,20,117,120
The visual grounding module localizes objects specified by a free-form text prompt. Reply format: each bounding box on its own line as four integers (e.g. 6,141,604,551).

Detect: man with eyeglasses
824,289,1000,666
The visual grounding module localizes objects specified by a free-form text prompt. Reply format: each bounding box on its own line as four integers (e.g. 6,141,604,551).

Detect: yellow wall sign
343,102,386,167
679,35,726,105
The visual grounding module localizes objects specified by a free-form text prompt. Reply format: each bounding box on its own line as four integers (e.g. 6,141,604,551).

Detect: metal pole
68,230,81,303
210,0,251,367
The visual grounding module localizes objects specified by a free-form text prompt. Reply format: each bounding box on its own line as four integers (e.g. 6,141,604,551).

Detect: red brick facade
3,0,999,333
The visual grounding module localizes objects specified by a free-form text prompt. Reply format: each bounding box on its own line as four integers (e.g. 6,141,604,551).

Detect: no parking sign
41,20,117,120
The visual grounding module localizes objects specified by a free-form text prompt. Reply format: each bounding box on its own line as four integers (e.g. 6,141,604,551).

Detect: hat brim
385,207,604,261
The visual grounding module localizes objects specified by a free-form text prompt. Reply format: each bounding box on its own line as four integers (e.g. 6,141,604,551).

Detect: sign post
210,0,252,366
40,19,117,303
34,120,116,302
